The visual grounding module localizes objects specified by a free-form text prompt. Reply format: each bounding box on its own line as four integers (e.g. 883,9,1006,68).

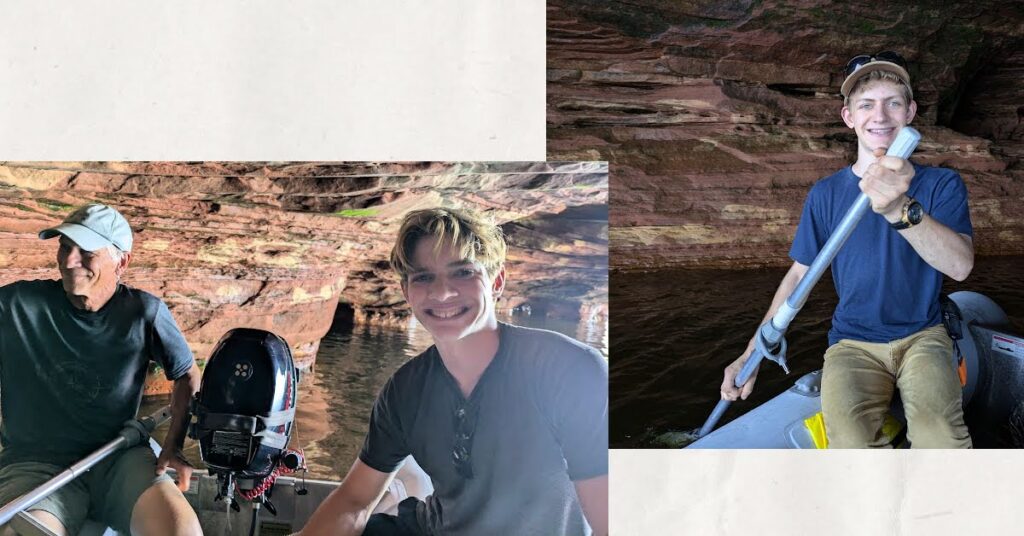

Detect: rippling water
610,256,1024,448
142,312,607,480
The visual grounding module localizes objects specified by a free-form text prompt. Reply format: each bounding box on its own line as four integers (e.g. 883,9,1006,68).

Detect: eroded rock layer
547,1,1024,270
0,162,608,394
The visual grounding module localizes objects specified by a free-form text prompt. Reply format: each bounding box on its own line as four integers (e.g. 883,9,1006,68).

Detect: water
610,256,1024,448
142,313,607,480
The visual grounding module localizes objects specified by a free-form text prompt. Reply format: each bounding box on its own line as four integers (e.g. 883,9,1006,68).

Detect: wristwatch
890,197,924,230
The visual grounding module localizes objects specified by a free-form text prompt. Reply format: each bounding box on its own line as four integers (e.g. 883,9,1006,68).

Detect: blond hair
844,70,914,107
390,208,507,281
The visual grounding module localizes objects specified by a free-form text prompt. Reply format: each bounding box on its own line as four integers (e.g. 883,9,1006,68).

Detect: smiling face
401,236,505,344
57,236,128,311
842,79,917,158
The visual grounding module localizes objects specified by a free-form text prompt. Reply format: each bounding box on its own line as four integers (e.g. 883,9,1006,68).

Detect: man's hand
720,342,759,401
156,447,195,493
859,147,915,221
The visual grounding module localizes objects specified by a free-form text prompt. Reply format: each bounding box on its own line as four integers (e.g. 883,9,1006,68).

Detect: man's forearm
163,363,201,450
299,459,396,536
574,475,608,536
299,508,369,536
895,214,974,281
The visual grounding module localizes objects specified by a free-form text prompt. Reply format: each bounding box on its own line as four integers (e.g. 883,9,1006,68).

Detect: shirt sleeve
151,300,195,381
549,346,609,481
789,185,827,266
359,376,410,473
926,169,973,237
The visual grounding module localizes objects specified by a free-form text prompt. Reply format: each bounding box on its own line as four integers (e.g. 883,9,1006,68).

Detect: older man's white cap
39,203,133,252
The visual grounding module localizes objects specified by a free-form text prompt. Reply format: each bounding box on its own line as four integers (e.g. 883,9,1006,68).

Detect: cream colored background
613,449,1023,534
0,1,544,161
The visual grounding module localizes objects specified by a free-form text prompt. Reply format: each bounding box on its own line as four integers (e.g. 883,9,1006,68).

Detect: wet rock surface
547,1,1024,269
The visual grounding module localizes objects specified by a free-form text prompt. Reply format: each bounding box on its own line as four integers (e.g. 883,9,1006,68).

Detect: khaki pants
821,324,972,449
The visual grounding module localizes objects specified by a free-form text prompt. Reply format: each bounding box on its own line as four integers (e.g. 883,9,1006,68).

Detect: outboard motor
189,328,304,514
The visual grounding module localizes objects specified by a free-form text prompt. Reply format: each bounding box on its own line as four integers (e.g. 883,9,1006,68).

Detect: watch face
907,201,924,224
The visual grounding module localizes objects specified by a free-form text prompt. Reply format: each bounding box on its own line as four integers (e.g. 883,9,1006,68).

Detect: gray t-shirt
360,322,608,535
0,279,194,466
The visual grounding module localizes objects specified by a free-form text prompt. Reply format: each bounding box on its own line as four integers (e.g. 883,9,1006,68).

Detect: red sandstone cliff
0,161,608,394
547,1,1024,270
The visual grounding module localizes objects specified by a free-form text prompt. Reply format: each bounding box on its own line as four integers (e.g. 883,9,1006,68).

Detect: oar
0,406,172,526
697,126,922,439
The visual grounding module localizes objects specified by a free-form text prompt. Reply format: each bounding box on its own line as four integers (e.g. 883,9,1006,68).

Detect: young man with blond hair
301,207,609,535
721,52,974,448
0,203,202,535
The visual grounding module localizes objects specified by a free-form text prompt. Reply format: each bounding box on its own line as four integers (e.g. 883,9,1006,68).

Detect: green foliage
37,198,74,212
333,208,378,218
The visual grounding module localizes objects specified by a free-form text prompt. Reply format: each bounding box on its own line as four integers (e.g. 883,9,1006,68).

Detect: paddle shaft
0,406,172,526
697,127,921,438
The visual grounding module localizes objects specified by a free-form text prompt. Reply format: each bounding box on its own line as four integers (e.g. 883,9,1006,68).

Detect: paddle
696,126,922,439
0,406,172,527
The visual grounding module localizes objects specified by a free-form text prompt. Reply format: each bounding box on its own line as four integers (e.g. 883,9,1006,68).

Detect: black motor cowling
189,328,297,481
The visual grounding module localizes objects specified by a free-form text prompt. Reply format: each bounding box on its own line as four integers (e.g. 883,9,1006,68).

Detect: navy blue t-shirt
789,163,972,346
0,280,195,466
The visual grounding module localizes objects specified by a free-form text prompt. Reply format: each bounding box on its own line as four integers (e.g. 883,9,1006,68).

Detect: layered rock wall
0,162,608,393
547,1,1024,270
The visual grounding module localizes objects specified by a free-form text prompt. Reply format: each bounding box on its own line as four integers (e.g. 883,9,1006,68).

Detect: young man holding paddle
720,52,974,448
299,207,609,535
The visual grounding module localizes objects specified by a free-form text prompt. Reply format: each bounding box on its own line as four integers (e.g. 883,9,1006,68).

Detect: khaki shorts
0,446,172,534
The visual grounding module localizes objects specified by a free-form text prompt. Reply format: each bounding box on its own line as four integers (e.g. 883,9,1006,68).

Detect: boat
688,291,1024,449
2,327,435,536
7,449,432,536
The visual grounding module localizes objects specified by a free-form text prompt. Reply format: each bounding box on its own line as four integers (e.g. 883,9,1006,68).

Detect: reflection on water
142,311,607,480
610,256,1024,448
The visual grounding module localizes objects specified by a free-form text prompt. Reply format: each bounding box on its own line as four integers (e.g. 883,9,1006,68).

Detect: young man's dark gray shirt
360,322,609,535
0,280,194,466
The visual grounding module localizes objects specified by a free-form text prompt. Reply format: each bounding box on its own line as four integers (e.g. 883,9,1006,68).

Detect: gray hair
105,244,126,264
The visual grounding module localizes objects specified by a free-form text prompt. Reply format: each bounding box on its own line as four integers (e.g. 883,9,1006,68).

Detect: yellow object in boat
803,412,904,449
804,412,829,449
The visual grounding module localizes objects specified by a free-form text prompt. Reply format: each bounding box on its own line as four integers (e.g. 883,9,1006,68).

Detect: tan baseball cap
840,52,912,99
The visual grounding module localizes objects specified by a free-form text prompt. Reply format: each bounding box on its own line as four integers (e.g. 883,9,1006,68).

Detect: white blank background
0,1,544,161
613,450,1024,534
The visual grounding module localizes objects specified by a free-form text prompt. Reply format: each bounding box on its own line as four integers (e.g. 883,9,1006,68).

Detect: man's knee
824,415,893,448
130,480,201,536
904,398,972,448
0,510,69,536
821,389,893,448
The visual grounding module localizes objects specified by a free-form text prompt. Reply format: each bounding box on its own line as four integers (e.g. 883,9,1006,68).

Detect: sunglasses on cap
844,51,907,78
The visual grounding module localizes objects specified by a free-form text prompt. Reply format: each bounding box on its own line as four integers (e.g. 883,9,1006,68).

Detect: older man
0,204,202,535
